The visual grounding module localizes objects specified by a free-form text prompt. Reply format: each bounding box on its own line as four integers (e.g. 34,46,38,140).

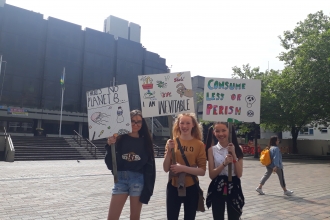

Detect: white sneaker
256,187,265,195
284,189,294,195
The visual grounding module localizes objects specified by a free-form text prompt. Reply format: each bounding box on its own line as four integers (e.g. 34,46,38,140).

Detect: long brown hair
205,122,243,160
172,112,202,141
117,109,154,160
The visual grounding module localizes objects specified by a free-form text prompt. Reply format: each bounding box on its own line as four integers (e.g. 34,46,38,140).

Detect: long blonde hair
172,112,203,141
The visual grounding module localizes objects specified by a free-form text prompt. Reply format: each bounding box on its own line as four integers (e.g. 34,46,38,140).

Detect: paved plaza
0,157,329,220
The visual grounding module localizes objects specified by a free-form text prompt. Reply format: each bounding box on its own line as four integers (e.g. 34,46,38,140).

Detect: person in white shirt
205,122,244,220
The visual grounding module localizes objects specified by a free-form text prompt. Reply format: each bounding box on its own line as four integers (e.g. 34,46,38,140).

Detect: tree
275,11,330,153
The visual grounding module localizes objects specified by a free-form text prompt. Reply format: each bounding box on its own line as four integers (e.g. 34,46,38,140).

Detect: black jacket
104,140,156,204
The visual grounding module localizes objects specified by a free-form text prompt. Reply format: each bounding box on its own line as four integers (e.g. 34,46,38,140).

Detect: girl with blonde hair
163,112,207,220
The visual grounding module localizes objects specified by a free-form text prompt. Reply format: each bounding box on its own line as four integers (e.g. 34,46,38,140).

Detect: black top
117,135,148,173
104,134,156,204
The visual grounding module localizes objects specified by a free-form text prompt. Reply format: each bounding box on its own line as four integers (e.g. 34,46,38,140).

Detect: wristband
233,158,238,163
223,162,227,167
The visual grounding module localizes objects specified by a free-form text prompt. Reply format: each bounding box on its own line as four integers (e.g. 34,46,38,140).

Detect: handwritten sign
202,78,261,123
86,84,132,140
138,71,195,117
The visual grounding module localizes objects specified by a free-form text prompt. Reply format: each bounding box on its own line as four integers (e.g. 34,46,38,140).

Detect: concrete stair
91,139,106,156
11,136,89,161
64,137,103,159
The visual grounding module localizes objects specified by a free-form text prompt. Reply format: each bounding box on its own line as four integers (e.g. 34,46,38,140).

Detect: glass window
299,127,308,135
8,121,34,133
309,128,314,135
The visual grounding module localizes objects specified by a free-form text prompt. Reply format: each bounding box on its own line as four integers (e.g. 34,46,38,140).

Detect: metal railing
153,144,166,158
3,127,15,162
73,130,97,158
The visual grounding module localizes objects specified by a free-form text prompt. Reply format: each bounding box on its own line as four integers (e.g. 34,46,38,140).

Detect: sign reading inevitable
138,71,195,117
202,78,261,124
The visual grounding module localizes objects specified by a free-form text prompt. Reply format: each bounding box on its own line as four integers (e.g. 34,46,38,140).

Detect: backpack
260,147,271,166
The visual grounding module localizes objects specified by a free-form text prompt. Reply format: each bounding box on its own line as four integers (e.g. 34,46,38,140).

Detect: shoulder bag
176,138,205,212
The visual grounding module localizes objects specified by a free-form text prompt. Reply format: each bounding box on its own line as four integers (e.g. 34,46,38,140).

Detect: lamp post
0,55,2,77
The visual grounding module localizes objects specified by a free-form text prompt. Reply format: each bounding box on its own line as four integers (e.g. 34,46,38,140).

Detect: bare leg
129,196,143,220
108,194,129,220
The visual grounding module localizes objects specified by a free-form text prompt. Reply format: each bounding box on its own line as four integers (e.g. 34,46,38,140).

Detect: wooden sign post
167,115,176,164
228,122,232,182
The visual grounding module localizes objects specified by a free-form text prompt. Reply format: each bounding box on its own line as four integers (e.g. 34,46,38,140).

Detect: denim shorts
112,171,144,196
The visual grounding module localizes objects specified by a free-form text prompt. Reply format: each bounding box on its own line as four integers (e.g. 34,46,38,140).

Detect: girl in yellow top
163,113,207,220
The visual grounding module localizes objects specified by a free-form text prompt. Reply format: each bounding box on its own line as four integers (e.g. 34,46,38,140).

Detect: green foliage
277,11,330,153
201,11,330,154
233,11,330,153
196,92,204,104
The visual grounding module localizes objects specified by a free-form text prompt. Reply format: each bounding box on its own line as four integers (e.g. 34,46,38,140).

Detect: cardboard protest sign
202,78,261,123
138,71,195,117
86,85,132,140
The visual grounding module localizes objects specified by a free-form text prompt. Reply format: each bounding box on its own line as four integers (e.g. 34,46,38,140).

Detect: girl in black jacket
105,110,156,220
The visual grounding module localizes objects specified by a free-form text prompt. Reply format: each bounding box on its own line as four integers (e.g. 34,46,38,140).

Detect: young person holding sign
205,122,244,220
105,110,156,220
163,112,207,220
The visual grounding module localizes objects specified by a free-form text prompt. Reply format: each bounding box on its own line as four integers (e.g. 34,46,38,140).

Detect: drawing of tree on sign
91,112,110,125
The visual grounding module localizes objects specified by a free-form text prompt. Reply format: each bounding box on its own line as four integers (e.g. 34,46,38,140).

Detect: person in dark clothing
104,110,156,220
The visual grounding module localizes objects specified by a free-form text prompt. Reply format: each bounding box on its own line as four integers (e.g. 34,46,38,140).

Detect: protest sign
86,84,131,140
138,71,195,117
202,78,261,123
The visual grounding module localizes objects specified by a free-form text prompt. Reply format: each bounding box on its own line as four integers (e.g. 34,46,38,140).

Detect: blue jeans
112,171,144,196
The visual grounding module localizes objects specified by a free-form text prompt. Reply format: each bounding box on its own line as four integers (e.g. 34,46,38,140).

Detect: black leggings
211,195,241,220
166,182,199,220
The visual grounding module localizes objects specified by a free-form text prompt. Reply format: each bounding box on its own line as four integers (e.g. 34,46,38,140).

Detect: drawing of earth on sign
91,112,111,125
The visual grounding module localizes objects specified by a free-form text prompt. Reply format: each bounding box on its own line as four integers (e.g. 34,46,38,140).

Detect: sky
6,0,330,78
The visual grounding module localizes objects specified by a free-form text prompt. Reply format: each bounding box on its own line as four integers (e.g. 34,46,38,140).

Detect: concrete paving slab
0,158,329,219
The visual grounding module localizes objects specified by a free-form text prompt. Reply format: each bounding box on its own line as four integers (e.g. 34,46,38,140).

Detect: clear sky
6,0,330,78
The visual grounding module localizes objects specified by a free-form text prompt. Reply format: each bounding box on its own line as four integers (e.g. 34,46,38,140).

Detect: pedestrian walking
105,109,156,220
256,136,293,196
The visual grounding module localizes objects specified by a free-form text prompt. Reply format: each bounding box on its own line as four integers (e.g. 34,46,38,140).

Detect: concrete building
282,125,330,140
103,15,129,40
0,3,167,137
103,15,141,44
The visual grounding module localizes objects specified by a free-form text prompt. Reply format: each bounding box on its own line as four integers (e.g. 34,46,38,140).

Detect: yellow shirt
167,138,207,187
